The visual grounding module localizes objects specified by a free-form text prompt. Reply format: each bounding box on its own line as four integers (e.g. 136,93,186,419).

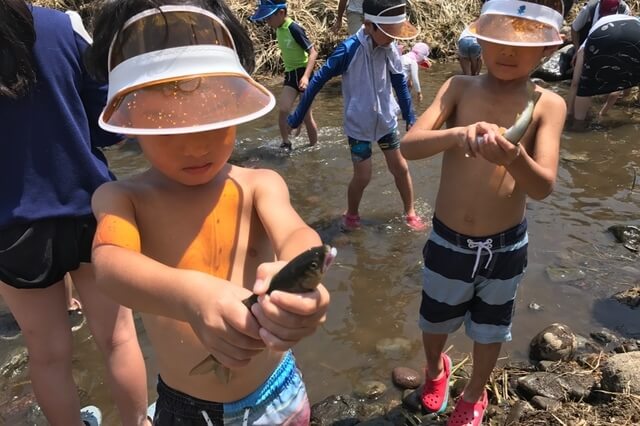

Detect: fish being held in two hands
189,244,337,382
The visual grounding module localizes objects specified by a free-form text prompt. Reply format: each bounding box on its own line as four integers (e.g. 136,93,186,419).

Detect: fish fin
189,355,218,376
215,365,232,383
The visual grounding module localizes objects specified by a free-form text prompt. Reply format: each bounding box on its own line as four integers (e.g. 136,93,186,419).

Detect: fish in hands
189,244,337,382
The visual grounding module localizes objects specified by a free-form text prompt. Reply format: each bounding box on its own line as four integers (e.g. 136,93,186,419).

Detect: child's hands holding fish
250,260,331,351
185,272,266,369
466,122,522,166
457,121,522,166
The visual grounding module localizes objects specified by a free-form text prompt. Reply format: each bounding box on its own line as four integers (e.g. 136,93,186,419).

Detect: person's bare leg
566,48,585,119
599,91,623,117
382,148,417,217
64,274,81,311
471,57,482,76
461,342,501,402
72,264,149,426
422,332,448,379
0,280,85,426
346,158,372,216
574,95,592,127
459,57,471,76
278,86,298,148
303,108,318,146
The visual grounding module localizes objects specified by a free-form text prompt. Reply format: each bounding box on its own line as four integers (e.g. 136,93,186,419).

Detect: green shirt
276,17,312,72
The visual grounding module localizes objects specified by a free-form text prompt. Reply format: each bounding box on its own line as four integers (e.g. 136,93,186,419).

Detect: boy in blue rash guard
287,0,426,232
250,0,318,150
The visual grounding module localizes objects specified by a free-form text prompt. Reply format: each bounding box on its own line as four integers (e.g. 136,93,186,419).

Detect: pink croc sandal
421,353,452,413
447,390,488,426
341,213,361,231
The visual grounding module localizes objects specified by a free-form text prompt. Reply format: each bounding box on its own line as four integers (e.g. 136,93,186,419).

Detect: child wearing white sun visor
84,2,331,425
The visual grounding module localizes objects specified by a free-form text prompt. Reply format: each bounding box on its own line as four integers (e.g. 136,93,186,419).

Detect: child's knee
90,315,138,353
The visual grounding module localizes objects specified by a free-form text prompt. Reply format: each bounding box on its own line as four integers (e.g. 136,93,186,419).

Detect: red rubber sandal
447,390,488,426
421,353,452,413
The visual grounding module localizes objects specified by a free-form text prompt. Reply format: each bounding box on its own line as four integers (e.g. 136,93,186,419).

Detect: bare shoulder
535,85,567,118
228,166,287,194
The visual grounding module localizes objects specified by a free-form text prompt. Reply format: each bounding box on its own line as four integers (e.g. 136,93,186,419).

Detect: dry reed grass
33,0,640,75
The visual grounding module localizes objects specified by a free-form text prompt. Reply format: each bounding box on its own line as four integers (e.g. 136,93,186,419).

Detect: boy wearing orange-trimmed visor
84,1,331,425
401,0,566,424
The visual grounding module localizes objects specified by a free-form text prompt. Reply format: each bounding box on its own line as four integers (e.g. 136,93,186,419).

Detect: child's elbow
529,180,555,200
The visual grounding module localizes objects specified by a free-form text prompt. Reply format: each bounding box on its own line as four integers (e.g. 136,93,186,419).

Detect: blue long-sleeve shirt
288,28,415,141
0,7,120,228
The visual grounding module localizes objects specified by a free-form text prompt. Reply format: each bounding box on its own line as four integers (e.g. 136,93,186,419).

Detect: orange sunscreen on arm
93,214,142,252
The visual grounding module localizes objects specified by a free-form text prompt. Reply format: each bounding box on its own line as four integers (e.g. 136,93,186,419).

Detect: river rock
590,329,619,345
530,323,577,361
401,388,422,413
375,337,412,360
354,380,387,400
358,419,393,426
391,367,421,389
608,225,640,252
517,371,595,402
0,348,29,379
530,395,562,411
310,394,362,426
545,266,586,283
600,352,640,395
531,45,574,82
358,402,387,420
611,287,640,309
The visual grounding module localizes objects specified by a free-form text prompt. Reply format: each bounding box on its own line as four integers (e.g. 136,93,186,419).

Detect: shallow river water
1,62,639,425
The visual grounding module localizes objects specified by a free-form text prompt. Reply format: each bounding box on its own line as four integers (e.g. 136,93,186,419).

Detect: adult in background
0,1,149,425
566,14,640,127
333,0,364,35
570,0,630,50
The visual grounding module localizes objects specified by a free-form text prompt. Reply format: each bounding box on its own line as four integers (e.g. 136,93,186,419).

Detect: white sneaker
147,402,156,422
80,405,102,426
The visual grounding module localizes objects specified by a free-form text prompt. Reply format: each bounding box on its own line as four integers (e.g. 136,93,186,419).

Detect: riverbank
34,0,640,74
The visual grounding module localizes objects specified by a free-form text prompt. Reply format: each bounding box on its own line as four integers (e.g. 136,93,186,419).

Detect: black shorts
283,67,310,92
0,215,96,289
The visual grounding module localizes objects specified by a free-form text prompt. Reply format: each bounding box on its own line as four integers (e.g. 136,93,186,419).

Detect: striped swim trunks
419,217,528,344
151,351,309,425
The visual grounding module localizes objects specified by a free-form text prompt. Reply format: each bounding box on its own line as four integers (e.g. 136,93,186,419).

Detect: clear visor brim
375,21,418,40
100,74,275,135
469,14,562,47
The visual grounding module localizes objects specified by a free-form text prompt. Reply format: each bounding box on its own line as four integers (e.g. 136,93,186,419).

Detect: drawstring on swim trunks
467,238,493,278
201,410,215,426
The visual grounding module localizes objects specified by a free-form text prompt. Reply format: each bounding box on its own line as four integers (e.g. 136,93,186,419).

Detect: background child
401,1,566,424
288,0,426,232
251,0,318,150
457,29,483,76
85,1,330,424
0,2,149,425
401,41,431,103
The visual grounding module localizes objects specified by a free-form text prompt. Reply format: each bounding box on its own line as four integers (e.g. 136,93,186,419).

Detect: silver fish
503,86,542,145
189,244,337,382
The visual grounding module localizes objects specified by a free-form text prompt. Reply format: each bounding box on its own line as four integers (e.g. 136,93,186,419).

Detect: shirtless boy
85,1,330,424
401,1,566,424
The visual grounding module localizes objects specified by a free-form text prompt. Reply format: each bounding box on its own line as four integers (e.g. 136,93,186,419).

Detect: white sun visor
467,0,563,47
100,5,275,135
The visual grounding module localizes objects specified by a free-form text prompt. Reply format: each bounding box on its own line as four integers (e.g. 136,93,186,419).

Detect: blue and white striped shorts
419,217,528,344
152,351,309,425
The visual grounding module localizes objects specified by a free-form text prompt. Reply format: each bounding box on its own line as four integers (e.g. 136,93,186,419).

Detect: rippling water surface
1,63,639,424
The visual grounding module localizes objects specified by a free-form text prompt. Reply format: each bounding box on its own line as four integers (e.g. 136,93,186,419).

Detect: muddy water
1,63,639,425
